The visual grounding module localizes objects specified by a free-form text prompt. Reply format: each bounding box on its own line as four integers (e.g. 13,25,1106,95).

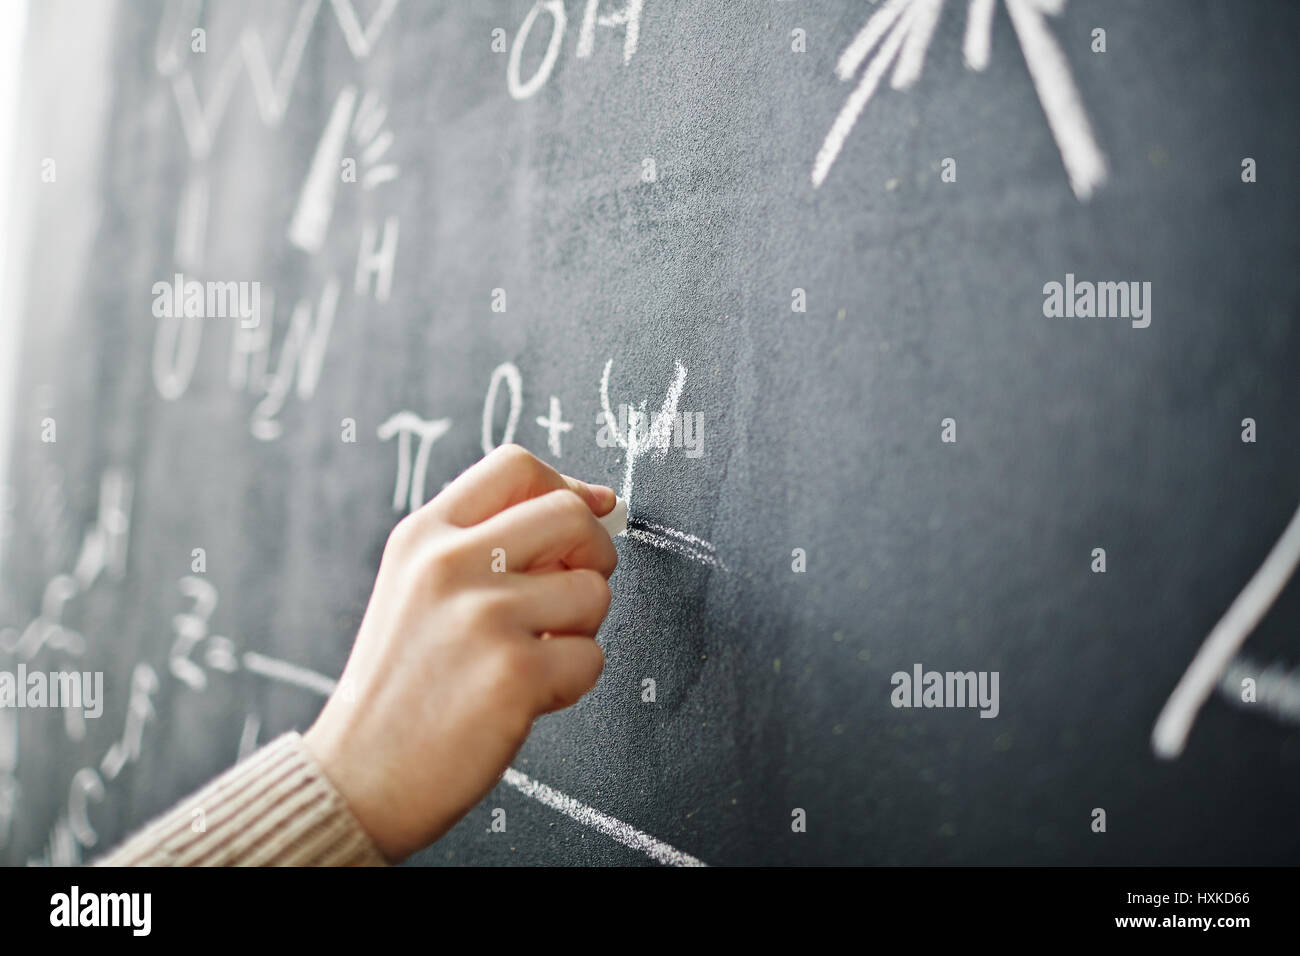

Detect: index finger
432,444,616,528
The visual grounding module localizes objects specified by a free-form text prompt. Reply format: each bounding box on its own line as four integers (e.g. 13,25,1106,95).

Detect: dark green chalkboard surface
2,0,1298,866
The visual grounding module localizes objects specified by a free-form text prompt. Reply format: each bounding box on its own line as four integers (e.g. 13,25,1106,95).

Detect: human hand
302,444,618,862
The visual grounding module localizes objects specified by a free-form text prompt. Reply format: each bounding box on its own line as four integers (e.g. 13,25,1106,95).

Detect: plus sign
535,396,573,457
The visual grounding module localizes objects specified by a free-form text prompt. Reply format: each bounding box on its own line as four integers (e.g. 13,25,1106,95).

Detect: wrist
302,718,405,864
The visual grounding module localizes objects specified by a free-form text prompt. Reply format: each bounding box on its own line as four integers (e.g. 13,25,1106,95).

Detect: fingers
532,636,605,713
467,488,619,577
509,569,612,636
433,444,616,528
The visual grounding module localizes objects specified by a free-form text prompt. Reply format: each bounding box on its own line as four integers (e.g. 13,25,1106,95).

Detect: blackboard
2,0,1299,867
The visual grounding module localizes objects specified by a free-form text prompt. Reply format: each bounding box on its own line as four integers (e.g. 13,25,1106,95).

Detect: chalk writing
379,412,454,513
509,0,643,100
813,0,1107,201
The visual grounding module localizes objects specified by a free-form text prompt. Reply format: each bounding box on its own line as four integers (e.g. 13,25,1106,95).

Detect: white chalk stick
598,496,628,538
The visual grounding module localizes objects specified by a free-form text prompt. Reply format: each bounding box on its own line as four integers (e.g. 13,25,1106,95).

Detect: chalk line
835,0,910,81
175,172,209,269
287,84,357,253
361,129,393,165
626,528,726,570
242,652,339,697
241,0,319,125
0,707,14,848
481,362,524,457
813,0,917,187
378,411,453,513
594,357,723,570
1219,656,1300,730
154,0,201,77
817,0,1107,201
362,164,400,190
162,0,398,162
598,358,688,504
502,768,706,867
629,519,717,553
241,654,707,864
963,0,996,71
891,0,945,90
170,58,244,160
238,714,262,762
576,0,643,63
0,706,15,773
329,0,400,60
1003,0,1107,200
352,92,387,142
1152,501,1300,759
625,519,727,571
625,529,725,569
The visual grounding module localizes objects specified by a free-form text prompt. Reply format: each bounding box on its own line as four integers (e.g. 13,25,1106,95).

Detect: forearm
96,448,616,866
94,732,388,867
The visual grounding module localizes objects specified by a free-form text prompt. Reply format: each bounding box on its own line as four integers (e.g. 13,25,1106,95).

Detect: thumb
562,476,616,516
535,635,605,713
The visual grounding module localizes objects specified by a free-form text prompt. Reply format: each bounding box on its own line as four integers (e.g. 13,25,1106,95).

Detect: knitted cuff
94,732,388,867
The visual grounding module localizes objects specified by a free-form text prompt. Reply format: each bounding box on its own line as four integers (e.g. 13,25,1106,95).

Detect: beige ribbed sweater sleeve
94,732,388,866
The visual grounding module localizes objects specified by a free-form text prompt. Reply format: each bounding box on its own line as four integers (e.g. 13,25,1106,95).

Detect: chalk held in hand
598,496,628,538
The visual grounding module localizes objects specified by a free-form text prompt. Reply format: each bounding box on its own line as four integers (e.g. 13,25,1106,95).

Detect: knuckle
491,442,536,472
573,569,611,614
487,645,540,695
545,488,589,524
582,641,606,679
549,642,604,711
471,587,516,627
416,539,462,591
596,536,618,575
384,514,420,558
